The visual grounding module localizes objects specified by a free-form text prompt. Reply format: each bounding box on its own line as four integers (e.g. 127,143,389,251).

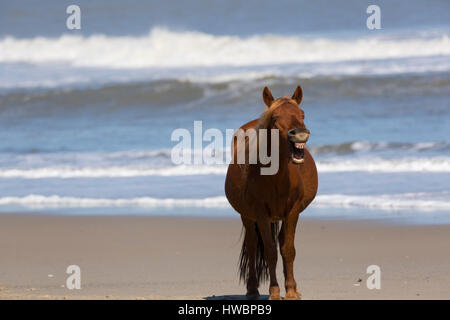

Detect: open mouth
290,141,305,164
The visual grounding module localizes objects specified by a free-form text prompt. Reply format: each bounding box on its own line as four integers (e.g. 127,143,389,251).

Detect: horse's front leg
279,213,300,300
256,218,281,300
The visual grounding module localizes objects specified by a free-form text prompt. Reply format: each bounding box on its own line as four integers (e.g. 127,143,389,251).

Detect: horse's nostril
289,128,309,136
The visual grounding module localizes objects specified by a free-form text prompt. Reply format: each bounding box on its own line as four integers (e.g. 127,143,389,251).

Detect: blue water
0,1,449,223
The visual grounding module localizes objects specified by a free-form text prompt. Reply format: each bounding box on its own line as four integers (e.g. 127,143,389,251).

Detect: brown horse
225,85,318,300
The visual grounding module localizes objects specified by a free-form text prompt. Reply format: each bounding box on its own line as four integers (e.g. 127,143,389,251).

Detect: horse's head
258,85,310,164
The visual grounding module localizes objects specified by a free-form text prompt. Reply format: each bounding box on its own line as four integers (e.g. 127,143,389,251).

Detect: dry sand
0,214,449,299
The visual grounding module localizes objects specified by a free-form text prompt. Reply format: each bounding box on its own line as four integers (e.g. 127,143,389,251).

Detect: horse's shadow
204,294,270,300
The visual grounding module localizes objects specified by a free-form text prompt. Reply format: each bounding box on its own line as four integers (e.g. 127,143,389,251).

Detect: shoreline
0,214,449,299
1,208,449,226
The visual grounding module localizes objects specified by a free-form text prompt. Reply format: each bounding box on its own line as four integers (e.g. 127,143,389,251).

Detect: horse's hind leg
256,218,281,300
241,217,259,297
279,213,300,300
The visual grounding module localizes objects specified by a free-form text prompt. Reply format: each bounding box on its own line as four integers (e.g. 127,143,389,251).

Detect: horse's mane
257,97,296,129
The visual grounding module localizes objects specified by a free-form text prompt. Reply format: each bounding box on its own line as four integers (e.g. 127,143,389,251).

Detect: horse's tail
239,221,280,285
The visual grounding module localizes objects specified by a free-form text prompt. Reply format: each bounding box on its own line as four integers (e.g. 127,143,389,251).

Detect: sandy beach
0,214,449,300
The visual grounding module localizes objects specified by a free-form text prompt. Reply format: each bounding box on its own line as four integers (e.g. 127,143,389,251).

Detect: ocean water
0,1,449,222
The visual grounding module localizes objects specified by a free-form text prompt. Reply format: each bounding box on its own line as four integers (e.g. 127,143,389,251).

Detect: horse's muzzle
288,128,310,143
288,128,310,164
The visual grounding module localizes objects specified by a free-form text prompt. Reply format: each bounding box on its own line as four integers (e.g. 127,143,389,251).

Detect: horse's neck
241,126,290,193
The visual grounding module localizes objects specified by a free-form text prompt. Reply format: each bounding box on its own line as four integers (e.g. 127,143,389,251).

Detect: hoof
296,288,302,299
269,286,281,300
284,292,299,300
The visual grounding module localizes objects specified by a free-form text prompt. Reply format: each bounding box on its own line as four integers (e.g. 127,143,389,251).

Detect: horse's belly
225,164,249,216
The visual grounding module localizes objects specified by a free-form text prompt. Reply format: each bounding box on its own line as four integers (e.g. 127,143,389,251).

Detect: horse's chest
246,170,303,221
266,186,297,220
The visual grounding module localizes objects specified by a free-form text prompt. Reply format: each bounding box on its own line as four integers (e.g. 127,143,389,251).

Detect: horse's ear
292,85,303,105
262,86,274,107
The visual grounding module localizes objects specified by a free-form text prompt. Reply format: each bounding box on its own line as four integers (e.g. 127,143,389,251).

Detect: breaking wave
1,28,450,89
1,28,449,68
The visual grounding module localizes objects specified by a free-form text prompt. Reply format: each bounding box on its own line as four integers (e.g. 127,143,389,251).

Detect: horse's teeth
295,143,305,149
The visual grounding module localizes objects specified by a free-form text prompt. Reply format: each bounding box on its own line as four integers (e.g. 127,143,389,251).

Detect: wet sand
0,214,449,299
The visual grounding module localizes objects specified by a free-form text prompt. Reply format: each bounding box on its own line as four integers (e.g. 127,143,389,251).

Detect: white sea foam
0,195,229,208
1,192,448,211
314,192,450,211
0,165,228,178
1,28,449,69
317,157,450,173
0,157,449,178
2,56,450,89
